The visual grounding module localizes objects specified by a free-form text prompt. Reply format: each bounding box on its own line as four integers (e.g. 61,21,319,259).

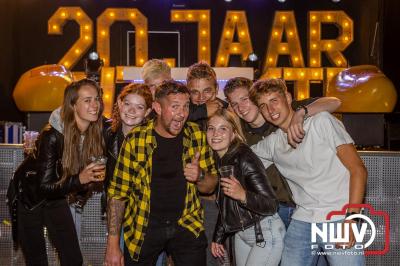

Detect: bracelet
239,196,247,206
345,211,360,223
198,170,205,181
296,105,309,120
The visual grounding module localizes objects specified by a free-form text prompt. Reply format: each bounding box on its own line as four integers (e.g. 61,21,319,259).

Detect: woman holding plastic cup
207,109,285,266
89,155,108,181
22,131,40,155
17,79,105,266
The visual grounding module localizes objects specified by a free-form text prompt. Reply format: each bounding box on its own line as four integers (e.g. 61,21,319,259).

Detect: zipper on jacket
215,181,229,232
215,199,228,232
108,150,118,160
235,201,245,231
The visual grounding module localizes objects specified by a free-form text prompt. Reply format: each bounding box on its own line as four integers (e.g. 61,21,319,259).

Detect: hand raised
206,100,223,117
287,110,306,148
184,152,201,183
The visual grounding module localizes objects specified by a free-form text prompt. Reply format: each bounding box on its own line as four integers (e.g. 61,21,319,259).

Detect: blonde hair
224,77,253,98
186,61,218,90
208,109,246,145
141,59,171,83
249,78,288,106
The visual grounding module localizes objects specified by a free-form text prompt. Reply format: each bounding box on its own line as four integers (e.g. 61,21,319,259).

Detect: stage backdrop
1,0,399,122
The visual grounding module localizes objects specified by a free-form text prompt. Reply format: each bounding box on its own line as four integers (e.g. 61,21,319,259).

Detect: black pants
201,198,219,266
17,199,83,266
124,220,207,266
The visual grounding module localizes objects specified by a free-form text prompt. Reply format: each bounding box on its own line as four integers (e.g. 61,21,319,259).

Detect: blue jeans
277,203,295,229
234,213,285,266
155,252,166,266
281,219,365,266
278,204,329,266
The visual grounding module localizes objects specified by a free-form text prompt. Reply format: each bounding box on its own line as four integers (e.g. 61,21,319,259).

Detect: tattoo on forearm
107,198,125,235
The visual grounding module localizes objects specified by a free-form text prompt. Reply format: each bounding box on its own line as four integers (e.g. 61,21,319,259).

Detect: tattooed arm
107,198,125,235
104,135,135,265
105,198,125,266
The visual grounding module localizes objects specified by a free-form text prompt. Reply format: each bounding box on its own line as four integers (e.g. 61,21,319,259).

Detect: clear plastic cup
23,131,39,154
89,155,107,181
218,165,234,179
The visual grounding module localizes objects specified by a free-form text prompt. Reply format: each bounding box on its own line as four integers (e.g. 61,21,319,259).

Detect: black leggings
17,199,83,266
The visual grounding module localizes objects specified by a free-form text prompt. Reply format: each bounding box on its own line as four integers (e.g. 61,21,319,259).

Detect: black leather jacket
101,123,125,214
37,125,86,200
213,143,278,244
103,124,125,191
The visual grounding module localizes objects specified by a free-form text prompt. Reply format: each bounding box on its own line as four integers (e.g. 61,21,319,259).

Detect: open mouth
171,120,183,130
211,138,223,144
240,110,249,117
125,113,136,119
271,113,280,120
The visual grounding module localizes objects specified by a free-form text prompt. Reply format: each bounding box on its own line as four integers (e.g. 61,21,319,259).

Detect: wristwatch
198,170,205,181
239,197,247,206
296,105,309,120
345,211,361,223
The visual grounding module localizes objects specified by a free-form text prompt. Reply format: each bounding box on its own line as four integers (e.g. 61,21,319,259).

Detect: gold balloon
13,65,73,111
326,65,397,113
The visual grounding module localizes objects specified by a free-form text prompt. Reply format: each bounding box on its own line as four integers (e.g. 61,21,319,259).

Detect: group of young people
15,59,367,266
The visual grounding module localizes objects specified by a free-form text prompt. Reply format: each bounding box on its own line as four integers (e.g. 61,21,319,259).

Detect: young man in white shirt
223,77,341,229
249,79,367,266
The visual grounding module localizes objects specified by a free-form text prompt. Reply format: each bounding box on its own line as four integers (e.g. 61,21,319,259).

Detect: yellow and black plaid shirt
107,120,217,261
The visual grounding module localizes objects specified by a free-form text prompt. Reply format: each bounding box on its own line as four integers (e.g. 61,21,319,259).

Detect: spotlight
244,52,261,81
84,52,103,83
332,0,341,2
225,0,232,2
248,53,258,62
88,51,99,61
277,0,286,3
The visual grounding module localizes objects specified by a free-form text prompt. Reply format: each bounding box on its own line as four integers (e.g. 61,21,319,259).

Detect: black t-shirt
149,130,187,225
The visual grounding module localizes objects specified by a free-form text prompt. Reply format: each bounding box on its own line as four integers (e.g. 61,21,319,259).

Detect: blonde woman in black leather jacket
207,109,285,266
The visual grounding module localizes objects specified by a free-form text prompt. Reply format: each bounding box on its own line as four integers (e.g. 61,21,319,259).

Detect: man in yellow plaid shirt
105,80,218,266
